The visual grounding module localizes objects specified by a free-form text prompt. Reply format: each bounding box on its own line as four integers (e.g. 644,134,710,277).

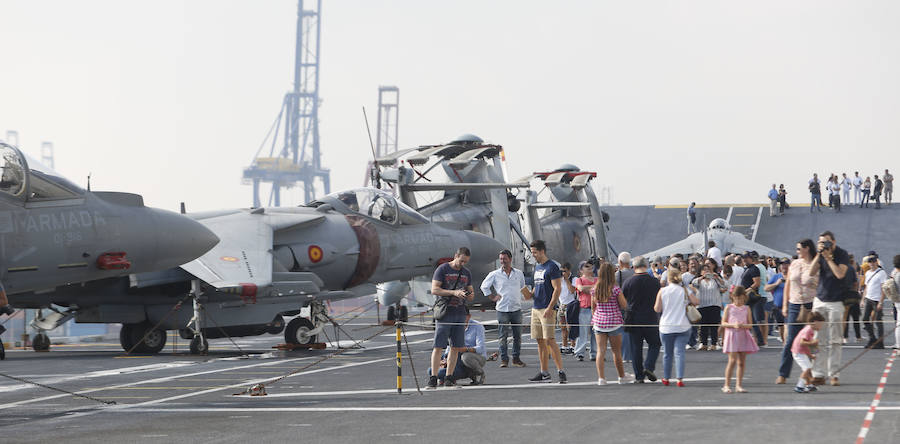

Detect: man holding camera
808,231,851,386
427,247,475,389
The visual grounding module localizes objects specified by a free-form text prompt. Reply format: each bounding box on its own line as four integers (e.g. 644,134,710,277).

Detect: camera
819,240,833,252
586,256,602,268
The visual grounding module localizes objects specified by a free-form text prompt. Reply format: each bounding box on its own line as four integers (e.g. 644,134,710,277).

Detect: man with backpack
860,253,887,349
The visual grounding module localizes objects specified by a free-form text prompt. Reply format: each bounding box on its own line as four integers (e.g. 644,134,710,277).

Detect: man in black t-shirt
808,174,823,213
808,231,850,386
740,252,766,345
426,247,475,389
622,256,661,383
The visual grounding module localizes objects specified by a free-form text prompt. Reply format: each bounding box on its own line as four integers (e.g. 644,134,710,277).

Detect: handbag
746,288,762,306
683,287,701,323
433,296,451,320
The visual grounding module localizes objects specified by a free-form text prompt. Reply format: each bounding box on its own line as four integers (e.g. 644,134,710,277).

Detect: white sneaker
693,344,703,351
618,375,635,384
597,378,607,385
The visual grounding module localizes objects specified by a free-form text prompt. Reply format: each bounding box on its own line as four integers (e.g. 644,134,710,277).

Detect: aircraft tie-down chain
0,371,117,406
233,324,396,397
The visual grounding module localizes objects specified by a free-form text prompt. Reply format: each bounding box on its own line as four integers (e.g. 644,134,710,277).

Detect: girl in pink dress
721,286,758,393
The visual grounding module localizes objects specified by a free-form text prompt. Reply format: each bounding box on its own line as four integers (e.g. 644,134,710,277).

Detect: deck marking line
855,349,896,444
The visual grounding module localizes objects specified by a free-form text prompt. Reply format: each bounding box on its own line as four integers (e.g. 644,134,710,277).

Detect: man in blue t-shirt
520,240,567,384
426,247,475,389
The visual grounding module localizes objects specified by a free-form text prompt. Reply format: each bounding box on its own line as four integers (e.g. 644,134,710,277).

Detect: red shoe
677,381,685,387
661,379,670,386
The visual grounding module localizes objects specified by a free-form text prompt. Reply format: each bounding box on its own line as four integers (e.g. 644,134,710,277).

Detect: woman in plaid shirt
591,263,633,385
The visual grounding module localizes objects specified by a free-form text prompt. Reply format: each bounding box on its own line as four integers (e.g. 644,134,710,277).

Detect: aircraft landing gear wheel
399,306,408,322
189,336,208,355
285,317,317,345
32,333,50,352
121,322,167,354
386,305,396,321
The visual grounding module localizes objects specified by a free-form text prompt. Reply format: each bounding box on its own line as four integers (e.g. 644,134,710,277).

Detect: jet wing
641,234,705,260
181,211,325,293
725,234,791,258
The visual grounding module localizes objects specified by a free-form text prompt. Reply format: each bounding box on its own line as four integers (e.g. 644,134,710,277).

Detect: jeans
779,302,812,378
861,190,870,207
750,299,767,344
873,193,882,209
660,329,691,380
573,308,596,358
810,193,823,212
628,326,661,378
844,303,861,339
812,299,844,379
497,310,522,361
863,299,884,342
698,306,721,346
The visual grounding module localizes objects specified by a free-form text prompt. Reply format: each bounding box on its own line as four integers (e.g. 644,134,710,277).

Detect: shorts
793,353,812,371
764,301,776,312
557,308,567,324
530,307,557,340
594,325,624,336
433,317,466,349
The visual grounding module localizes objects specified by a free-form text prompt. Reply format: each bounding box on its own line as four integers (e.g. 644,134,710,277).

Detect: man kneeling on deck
430,306,487,386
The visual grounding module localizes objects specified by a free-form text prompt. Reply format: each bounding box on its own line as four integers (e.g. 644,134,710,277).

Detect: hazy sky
1,1,898,212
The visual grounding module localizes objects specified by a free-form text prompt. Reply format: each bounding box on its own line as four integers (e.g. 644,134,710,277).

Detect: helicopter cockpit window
23,152,83,200
0,144,26,198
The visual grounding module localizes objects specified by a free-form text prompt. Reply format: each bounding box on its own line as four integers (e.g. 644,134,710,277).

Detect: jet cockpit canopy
709,218,730,231
0,142,84,201
318,188,429,225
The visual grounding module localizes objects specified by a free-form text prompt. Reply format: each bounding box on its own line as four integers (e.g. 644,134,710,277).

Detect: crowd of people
426,234,900,394
803,170,893,213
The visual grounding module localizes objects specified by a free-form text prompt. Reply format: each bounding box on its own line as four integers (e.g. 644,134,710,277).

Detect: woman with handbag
775,239,818,384
654,268,700,387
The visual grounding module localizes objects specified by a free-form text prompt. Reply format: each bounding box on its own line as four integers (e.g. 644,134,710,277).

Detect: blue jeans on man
497,310,522,362
810,193,823,212
628,326,660,380
779,302,813,378
751,299,768,345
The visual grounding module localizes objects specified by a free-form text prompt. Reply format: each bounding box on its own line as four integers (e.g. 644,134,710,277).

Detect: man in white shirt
481,249,527,368
852,172,863,205
840,173,851,205
829,177,842,212
707,241,723,268
860,254,887,349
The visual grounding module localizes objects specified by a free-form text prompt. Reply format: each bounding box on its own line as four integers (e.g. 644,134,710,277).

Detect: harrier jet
33,187,504,353
0,142,219,350
640,218,790,260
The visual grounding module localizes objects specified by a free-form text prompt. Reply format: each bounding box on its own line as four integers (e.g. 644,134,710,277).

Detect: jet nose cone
151,209,220,269
463,231,506,266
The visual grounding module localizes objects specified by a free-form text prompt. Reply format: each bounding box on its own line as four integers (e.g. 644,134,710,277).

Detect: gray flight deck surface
1,310,898,443
604,202,900,259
